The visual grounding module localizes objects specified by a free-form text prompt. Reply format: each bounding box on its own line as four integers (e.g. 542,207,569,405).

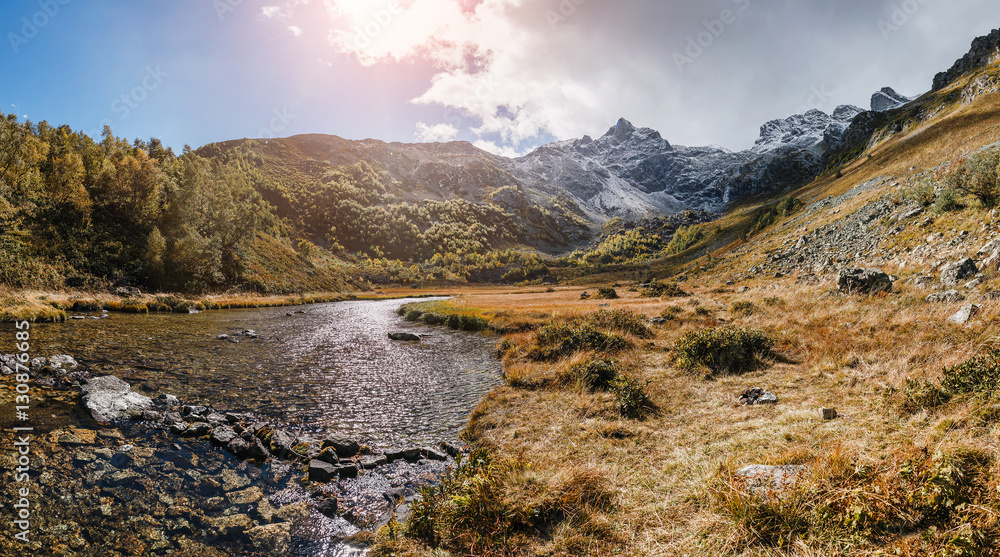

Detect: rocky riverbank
1,355,468,556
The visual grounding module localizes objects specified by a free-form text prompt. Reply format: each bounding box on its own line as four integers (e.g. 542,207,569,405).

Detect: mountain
870,87,912,112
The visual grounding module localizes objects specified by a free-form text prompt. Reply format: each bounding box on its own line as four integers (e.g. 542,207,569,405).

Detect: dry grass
371,277,1000,555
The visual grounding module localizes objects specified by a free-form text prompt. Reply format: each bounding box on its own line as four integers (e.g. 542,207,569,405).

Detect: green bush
611,375,653,419
900,378,952,413
594,286,618,300
674,326,775,375
529,324,631,361
731,301,755,316
932,186,962,214
942,347,1000,395
901,180,937,206
585,309,654,339
568,358,618,391
660,306,683,320
947,148,1000,208
665,225,704,255
639,280,686,298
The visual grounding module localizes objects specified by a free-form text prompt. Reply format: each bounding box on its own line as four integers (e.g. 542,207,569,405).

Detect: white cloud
261,6,281,18
473,139,525,158
287,25,303,36
414,122,459,142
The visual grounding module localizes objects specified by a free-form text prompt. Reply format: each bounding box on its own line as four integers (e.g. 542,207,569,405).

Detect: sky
0,0,997,156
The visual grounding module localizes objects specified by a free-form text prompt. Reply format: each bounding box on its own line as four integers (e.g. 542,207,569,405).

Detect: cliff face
933,28,1000,91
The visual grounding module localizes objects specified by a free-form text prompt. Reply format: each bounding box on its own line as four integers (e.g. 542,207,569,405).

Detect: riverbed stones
269,430,297,458
420,447,448,461
209,513,254,537
181,405,208,418
360,455,388,470
246,523,292,554
388,332,421,342
226,438,251,458
81,375,154,423
226,486,263,505
837,268,893,294
315,447,340,465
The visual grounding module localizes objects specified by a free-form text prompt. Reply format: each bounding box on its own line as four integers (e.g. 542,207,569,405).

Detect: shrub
529,324,631,361
674,326,774,375
932,186,962,214
660,306,683,320
942,346,1000,395
901,180,937,206
584,309,654,339
665,225,704,255
694,306,711,317
639,280,686,298
566,358,618,391
611,375,653,419
947,148,1000,208
900,378,952,413
594,286,618,300
731,301,755,316
763,297,784,307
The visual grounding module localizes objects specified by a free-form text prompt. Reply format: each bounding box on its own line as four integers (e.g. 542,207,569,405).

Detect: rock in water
309,460,339,483
388,332,421,342
80,376,153,423
837,268,892,294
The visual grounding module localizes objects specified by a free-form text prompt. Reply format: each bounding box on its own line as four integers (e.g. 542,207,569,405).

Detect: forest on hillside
0,115,554,293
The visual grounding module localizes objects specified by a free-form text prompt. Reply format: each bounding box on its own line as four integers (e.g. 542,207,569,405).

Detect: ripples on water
30,298,502,447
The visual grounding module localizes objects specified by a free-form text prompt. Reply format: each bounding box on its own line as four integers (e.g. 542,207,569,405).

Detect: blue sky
1,0,997,155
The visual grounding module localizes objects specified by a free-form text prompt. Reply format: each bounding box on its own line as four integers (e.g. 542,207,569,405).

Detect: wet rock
315,497,339,518
926,290,965,303
735,464,805,495
388,332,421,342
269,429,296,458
104,470,141,487
225,412,244,424
80,375,154,423
226,437,251,459
208,514,253,537
73,451,96,467
940,257,978,287
181,405,208,418
162,411,183,425
58,433,86,446
47,354,79,370
226,486,263,505
315,447,340,465
420,447,448,461
221,469,251,492
140,410,161,421
949,304,980,325
154,393,179,406
182,422,212,438
217,334,230,341
210,426,238,446
309,460,339,483
247,438,270,461
837,268,892,294
246,523,291,554
205,413,227,426
170,422,190,435
337,463,359,478
110,452,134,468
738,387,778,405
360,455,388,470
323,435,360,458
440,442,463,457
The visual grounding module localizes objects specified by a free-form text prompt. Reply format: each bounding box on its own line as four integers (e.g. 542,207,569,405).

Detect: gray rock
388,332,421,342
162,412,183,425
336,463,359,478
949,304,980,325
217,334,230,340
420,447,448,461
926,290,965,303
269,429,296,458
210,426,238,446
315,497,339,518
940,258,978,287
110,452,133,468
47,355,78,370
170,422,189,435
226,437,251,459
315,447,340,465
735,464,805,495
246,438,269,461
821,408,838,420
246,523,291,554
154,393,179,406
360,455,388,469
115,286,142,297
322,435,360,458
80,375,153,423
181,405,208,418
182,422,212,438
308,460,339,483
738,387,778,405
837,268,892,294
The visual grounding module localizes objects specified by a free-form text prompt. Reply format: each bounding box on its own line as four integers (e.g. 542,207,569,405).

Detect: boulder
182,422,212,438
210,426,238,446
322,435,360,458
388,332,421,342
420,447,448,461
949,304,980,325
226,437,251,458
162,410,182,425
926,290,965,303
47,355,78,370
269,429,296,458
836,268,892,294
315,447,340,465
80,376,153,423
940,258,978,287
